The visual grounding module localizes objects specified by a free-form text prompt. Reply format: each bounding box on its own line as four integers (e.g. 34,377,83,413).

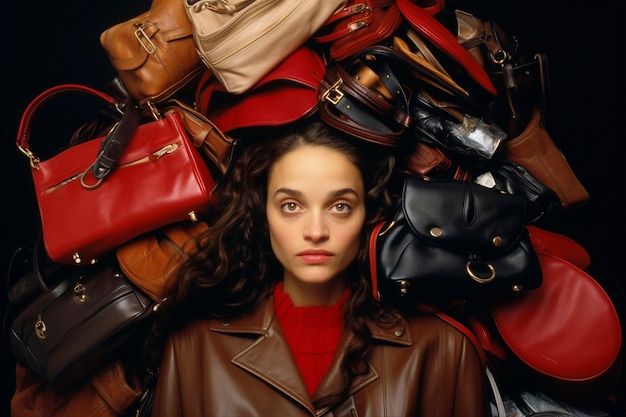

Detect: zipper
45,143,180,194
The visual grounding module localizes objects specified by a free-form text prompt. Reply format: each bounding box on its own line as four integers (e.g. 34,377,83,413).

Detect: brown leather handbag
100,0,204,104
8,258,155,390
116,221,209,303
504,108,590,208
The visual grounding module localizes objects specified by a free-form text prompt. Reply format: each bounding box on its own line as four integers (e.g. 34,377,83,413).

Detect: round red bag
492,251,622,387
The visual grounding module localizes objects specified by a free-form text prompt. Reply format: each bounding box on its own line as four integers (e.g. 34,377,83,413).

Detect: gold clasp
35,314,47,339
18,145,41,170
320,78,344,105
73,279,87,303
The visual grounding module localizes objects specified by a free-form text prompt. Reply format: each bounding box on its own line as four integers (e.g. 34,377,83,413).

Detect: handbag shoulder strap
91,97,141,180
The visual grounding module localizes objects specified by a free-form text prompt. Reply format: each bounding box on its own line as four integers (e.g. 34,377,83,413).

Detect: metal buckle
321,78,345,105
134,25,157,55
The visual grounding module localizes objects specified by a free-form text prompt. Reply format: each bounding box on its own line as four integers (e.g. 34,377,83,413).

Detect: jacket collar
208,295,413,413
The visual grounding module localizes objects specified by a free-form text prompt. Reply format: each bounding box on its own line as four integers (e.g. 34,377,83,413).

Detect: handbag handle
395,0,496,95
16,83,140,183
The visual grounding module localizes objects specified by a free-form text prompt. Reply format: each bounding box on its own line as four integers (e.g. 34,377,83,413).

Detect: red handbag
16,84,216,265
312,0,403,61
195,45,325,134
491,249,622,398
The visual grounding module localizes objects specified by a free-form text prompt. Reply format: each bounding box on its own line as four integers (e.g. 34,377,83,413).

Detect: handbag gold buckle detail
321,78,345,105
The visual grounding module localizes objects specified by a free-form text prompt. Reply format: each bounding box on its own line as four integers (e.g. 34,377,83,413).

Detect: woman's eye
331,203,351,214
281,202,300,213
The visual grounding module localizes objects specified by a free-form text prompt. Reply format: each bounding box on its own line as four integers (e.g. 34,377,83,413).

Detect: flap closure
101,18,193,71
401,175,527,254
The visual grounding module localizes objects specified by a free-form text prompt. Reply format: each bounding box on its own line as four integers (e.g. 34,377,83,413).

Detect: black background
2,1,625,416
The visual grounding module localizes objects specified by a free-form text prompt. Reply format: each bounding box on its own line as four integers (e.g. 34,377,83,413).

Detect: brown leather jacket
150,296,489,417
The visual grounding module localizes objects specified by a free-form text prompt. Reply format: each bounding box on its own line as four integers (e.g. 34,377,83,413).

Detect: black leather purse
368,175,542,304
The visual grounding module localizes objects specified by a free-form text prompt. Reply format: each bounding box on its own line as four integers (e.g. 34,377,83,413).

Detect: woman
149,120,489,417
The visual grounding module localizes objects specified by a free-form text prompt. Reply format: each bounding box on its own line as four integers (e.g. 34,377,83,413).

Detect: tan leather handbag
100,0,205,104
185,0,347,94
116,221,209,303
504,109,590,208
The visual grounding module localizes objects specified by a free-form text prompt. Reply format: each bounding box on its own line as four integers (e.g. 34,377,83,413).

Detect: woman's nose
303,212,329,242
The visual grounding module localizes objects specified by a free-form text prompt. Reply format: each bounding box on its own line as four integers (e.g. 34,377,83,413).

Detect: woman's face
266,144,366,305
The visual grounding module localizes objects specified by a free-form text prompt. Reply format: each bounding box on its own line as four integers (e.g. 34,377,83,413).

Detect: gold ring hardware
35,314,47,339
74,280,87,303
466,261,496,283
80,162,104,190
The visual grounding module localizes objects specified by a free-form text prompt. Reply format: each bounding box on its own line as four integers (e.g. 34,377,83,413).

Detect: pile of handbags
6,0,622,416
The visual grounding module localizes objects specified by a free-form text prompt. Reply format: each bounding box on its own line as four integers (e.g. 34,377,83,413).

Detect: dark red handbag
195,45,325,134
312,0,403,61
16,84,216,265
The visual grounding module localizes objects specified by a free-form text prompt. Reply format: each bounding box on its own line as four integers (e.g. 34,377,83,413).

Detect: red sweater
274,282,349,396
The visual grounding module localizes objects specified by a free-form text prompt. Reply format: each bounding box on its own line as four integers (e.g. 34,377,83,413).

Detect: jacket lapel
211,296,414,414
314,312,413,403
212,297,313,411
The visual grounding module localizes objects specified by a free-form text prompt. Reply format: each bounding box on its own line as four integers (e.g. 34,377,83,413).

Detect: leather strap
159,99,235,175
396,0,497,95
324,62,412,128
91,98,141,180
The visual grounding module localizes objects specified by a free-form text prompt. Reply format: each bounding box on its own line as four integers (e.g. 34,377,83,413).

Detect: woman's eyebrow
274,187,359,198
328,188,359,199
273,187,301,197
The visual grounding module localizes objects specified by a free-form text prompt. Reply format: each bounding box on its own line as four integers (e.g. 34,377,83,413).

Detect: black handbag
368,175,542,304
7,248,155,390
487,160,562,224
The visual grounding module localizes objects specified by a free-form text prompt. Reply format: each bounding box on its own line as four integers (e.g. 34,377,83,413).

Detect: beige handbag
185,0,347,94
100,0,205,104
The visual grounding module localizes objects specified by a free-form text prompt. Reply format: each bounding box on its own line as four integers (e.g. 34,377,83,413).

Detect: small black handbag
369,175,542,304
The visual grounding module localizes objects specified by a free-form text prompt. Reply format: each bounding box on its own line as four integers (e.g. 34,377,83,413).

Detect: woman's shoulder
402,310,485,361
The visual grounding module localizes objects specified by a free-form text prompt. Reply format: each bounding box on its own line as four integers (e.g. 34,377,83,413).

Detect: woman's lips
297,249,333,264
